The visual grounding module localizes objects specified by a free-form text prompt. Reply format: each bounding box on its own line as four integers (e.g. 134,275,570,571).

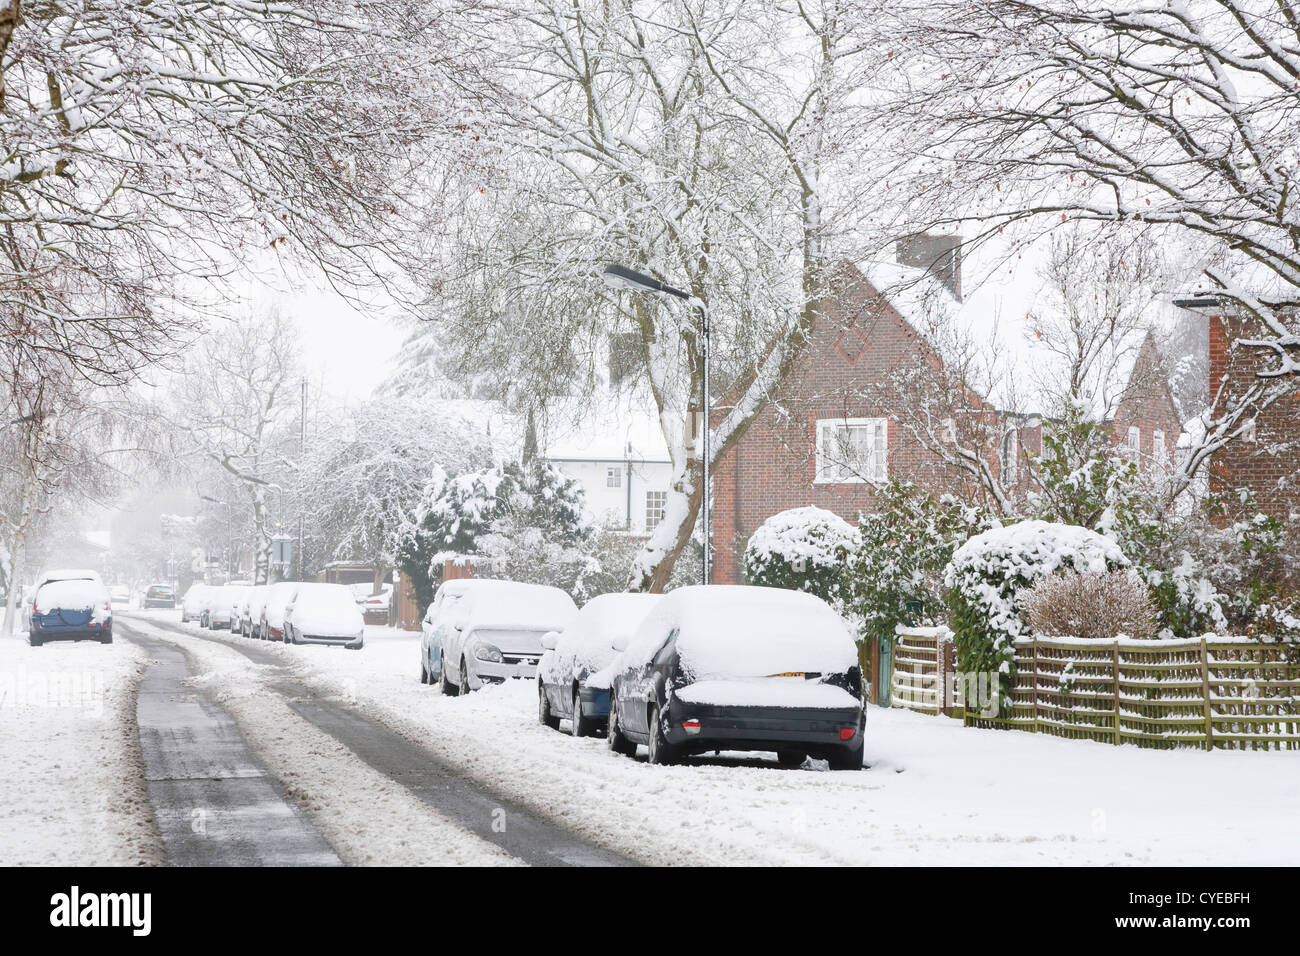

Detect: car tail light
839,727,857,741
681,719,701,735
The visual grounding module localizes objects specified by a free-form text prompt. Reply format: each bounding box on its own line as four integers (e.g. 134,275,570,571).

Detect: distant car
359,585,393,624
538,592,663,737
142,583,176,609
110,585,132,608
29,572,112,645
605,586,865,769
261,581,300,642
180,583,213,623
419,579,476,691
237,585,272,638
439,580,578,695
203,584,247,629
283,583,364,649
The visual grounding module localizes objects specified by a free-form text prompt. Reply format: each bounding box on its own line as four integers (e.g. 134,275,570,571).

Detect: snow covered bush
1021,571,1156,640
944,520,1129,709
743,507,859,605
842,481,997,648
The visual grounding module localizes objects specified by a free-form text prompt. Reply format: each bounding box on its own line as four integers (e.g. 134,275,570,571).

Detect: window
645,490,668,531
1001,429,1019,485
815,417,887,483
606,465,622,488
1127,425,1141,458
1152,429,1166,466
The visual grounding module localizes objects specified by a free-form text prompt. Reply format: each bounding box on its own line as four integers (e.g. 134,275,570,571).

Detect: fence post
1031,636,1039,735
1200,637,1214,752
1112,640,1121,746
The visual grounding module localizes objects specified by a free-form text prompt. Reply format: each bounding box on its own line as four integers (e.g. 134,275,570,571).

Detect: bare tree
439,0,881,590
171,312,300,585
875,0,1300,494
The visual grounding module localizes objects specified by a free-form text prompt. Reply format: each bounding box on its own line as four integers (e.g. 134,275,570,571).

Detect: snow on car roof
38,568,103,585
625,585,857,680
35,578,105,611
458,579,578,629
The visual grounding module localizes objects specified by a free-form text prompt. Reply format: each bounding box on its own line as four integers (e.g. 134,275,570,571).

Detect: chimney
896,234,963,301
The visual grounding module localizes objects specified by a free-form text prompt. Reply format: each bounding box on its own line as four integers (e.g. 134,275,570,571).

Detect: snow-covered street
42,610,1290,867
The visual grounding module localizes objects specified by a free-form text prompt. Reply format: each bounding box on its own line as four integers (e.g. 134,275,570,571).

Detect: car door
623,627,677,737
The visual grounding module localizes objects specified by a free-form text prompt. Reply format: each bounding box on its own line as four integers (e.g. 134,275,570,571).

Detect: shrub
944,519,1129,711
743,506,859,605
1022,570,1157,640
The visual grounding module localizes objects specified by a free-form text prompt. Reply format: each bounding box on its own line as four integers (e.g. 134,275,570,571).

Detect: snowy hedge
743,506,859,605
943,519,1129,709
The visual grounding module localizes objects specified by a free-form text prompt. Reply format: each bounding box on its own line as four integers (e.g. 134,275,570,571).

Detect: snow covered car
282,583,365,649
237,585,272,638
203,584,247,629
538,592,663,736
110,585,132,608
439,580,578,694
142,583,176,609
181,583,213,623
419,578,476,690
261,581,300,641
605,586,866,769
29,573,112,645
358,584,393,624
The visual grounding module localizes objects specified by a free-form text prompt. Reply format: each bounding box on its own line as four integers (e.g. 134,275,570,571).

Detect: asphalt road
118,616,634,867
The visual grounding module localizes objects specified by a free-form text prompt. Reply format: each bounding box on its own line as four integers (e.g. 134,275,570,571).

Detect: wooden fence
963,636,1300,751
891,626,953,716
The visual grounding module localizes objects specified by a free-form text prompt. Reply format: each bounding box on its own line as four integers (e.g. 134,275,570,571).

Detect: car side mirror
611,636,629,652
541,631,559,651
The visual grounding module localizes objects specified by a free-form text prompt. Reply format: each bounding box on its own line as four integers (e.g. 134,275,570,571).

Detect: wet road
118,616,634,867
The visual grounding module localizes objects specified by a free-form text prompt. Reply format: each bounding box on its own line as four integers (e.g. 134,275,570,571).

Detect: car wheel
646,703,678,766
459,657,471,694
420,659,429,685
606,696,636,757
101,630,113,645
29,634,42,647
776,749,805,769
571,686,591,738
538,681,560,730
439,654,458,697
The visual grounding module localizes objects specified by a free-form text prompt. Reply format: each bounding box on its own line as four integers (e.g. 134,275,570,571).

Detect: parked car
260,581,300,641
29,571,112,645
238,585,272,638
203,584,247,629
283,583,365,649
604,586,866,769
142,583,176,609
538,592,663,736
439,580,578,695
419,578,476,690
181,583,213,623
110,585,132,608
358,584,393,624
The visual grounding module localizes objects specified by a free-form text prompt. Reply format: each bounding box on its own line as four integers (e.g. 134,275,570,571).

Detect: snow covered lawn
146,611,1300,866
0,633,162,865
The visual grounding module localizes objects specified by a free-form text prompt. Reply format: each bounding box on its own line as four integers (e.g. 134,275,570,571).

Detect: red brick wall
1109,332,1182,474
711,264,992,584
1206,313,1300,517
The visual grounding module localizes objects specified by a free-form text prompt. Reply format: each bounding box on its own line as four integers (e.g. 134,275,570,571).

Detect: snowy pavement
0,632,163,866
130,610,1300,866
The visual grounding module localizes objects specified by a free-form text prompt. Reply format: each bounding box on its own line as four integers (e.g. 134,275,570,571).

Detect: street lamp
199,494,234,580
602,264,711,585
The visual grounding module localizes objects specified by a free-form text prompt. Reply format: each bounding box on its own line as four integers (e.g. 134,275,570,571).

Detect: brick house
711,241,1183,585
1176,302,1300,517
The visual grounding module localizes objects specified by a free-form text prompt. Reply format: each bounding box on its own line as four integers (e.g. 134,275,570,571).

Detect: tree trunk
1,536,26,639
627,466,703,593
252,488,271,585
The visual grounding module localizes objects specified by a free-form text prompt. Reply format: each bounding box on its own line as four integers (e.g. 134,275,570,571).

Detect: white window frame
606,465,622,488
1127,425,1141,457
644,490,668,531
1152,429,1166,465
1001,428,1019,485
815,417,887,484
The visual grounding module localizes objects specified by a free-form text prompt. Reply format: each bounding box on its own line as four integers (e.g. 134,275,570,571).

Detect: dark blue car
29,571,112,646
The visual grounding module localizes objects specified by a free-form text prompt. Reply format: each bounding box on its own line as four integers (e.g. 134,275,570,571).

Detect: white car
261,581,300,642
204,584,247,629
438,579,578,695
537,592,664,736
181,583,213,623
109,585,132,608
419,579,476,690
283,582,365,649
235,584,271,637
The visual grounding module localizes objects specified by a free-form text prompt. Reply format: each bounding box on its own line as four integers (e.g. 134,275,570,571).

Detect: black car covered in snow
604,585,865,769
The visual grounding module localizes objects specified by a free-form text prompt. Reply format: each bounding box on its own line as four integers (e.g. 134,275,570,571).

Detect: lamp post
199,494,233,580
601,264,711,585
